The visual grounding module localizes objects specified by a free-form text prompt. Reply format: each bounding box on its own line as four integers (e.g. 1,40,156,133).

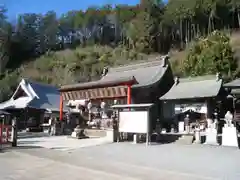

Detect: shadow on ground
0,145,43,153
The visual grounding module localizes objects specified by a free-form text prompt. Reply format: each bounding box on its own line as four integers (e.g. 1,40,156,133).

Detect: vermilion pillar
59,94,63,121
127,85,131,104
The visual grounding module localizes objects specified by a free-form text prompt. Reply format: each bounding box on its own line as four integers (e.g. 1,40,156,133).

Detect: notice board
119,111,148,133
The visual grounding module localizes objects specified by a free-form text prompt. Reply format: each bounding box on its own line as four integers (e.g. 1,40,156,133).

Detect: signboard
175,103,207,114
119,111,148,133
178,122,185,132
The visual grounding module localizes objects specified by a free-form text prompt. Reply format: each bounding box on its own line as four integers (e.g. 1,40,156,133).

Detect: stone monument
193,122,201,144
133,134,139,144
204,118,219,146
222,111,238,147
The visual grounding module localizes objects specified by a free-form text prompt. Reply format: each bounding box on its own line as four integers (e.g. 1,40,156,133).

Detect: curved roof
160,75,223,100
224,79,240,88
0,79,68,112
60,56,170,91
60,76,137,91
26,79,68,112
101,56,169,89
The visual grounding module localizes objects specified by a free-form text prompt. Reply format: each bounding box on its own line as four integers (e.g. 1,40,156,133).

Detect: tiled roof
60,76,137,91
26,79,68,112
160,75,223,100
0,79,68,112
60,56,170,91
224,79,240,88
102,57,169,89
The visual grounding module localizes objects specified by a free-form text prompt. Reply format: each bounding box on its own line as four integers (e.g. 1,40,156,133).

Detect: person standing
50,118,56,136
48,116,53,135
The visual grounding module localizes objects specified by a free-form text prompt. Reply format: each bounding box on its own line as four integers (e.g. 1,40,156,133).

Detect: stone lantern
100,101,107,118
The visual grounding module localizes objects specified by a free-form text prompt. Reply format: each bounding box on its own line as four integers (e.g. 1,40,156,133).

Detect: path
1,139,240,179
18,136,113,151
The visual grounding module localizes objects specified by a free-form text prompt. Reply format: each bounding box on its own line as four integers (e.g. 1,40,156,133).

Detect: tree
182,30,238,79
3,0,240,97
0,6,11,74
229,0,240,28
39,11,59,52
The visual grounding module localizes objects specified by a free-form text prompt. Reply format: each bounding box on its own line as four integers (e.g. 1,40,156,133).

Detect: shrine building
59,56,174,118
159,74,227,132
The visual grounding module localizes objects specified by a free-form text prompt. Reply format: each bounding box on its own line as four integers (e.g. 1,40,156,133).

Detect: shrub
182,31,237,79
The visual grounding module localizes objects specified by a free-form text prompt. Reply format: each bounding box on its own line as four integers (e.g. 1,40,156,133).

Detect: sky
3,0,141,20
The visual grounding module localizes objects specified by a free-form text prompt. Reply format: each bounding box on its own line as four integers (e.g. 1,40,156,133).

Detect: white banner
119,111,148,133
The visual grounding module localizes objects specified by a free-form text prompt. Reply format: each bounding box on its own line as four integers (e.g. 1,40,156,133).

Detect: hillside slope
0,32,239,102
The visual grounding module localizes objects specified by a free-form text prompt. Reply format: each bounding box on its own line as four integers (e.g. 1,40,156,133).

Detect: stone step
84,129,107,137
175,135,194,145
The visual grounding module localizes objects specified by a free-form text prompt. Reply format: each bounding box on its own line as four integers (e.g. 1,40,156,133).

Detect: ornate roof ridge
109,56,167,73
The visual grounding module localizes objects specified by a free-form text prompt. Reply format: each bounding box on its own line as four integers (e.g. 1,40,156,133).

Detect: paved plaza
1,137,240,180
17,136,113,151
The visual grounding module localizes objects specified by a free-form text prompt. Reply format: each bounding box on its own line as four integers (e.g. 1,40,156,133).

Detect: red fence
0,124,12,144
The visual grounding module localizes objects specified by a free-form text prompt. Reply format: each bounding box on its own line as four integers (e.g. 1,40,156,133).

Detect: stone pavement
1,142,240,180
18,136,113,151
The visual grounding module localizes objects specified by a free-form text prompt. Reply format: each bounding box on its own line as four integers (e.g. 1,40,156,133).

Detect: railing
100,118,113,129
88,118,113,130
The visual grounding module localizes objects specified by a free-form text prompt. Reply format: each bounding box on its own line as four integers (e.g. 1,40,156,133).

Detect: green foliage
182,31,238,78
2,1,240,101
0,70,19,101
24,45,149,86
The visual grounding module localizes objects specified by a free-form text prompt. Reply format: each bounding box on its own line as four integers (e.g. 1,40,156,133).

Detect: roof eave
160,95,217,101
60,76,138,92
160,79,222,101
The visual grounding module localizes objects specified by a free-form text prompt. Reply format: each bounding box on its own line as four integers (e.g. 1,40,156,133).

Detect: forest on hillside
0,0,240,101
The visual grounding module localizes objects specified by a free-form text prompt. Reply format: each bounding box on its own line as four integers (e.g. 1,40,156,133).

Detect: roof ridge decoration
216,72,222,81
109,56,167,73
174,76,180,85
161,55,169,67
179,74,222,83
11,79,37,100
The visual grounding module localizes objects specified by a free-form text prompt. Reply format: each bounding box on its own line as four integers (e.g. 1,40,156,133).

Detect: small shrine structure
224,78,240,132
159,73,226,133
0,79,68,130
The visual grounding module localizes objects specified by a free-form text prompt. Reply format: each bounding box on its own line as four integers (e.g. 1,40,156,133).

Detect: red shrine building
59,56,174,118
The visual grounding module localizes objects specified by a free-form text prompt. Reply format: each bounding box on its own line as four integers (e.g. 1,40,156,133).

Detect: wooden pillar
59,94,63,121
0,124,2,146
127,85,131,104
11,118,17,147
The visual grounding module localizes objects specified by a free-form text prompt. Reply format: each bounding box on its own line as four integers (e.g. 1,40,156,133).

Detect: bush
182,31,237,79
